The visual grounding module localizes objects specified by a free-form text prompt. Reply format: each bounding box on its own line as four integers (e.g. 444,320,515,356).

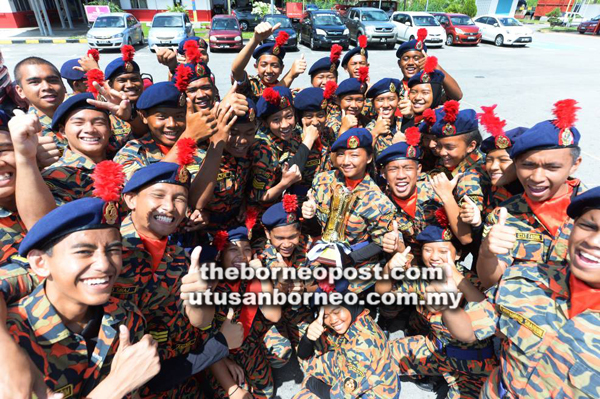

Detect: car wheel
579,30,584,34
138,32,144,45
310,36,317,50
446,34,453,46
494,35,504,46
127,37,133,46
240,21,249,31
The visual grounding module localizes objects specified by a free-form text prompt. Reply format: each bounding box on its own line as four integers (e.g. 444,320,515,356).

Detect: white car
87,13,144,49
474,15,533,46
390,11,446,47
559,12,584,27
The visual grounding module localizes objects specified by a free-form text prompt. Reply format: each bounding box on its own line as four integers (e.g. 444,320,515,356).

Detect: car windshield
153,16,183,27
314,14,343,25
361,11,389,21
413,16,440,26
212,18,239,30
94,16,125,28
593,15,600,21
499,17,521,26
450,16,474,25
266,17,293,28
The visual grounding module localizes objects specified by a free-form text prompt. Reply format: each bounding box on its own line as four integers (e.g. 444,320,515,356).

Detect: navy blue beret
341,46,368,68
0,110,9,130
262,197,301,229
60,59,86,81
136,81,182,111
294,87,326,112
256,86,294,119
396,40,428,58
123,162,190,193
567,187,600,219
510,120,580,160
172,62,212,84
481,127,528,154
51,93,108,131
178,36,208,54
407,69,445,88
19,197,120,256
416,224,454,243
366,78,402,99
376,141,421,165
430,108,478,138
105,57,140,81
335,78,366,98
309,56,340,76
253,42,286,61
227,226,249,242
236,97,257,124
331,128,372,152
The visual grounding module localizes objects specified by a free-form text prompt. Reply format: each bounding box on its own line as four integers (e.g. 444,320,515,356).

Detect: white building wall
1,0,15,13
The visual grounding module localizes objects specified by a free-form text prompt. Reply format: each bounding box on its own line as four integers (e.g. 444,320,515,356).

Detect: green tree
546,7,561,18
167,4,187,12
87,0,123,13
463,0,477,17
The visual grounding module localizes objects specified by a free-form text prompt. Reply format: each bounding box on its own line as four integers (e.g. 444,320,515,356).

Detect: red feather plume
174,64,192,93
86,69,104,95
121,44,135,62
405,127,421,147
214,231,229,251
443,100,460,123
423,108,436,126
477,104,506,138
435,208,449,228
552,99,579,131
176,138,197,166
358,66,369,84
282,194,298,213
318,276,335,293
330,44,343,64
184,40,201,64
246,207,259,232
423,56,437,74
417,28,428,42
275,31,289,47
92,161,125,202
358,35,367,49
262,87,281,106
87,49,100,62
323,80,337,100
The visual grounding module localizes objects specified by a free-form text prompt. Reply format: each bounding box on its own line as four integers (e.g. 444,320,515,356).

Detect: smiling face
186,77,215,110
142,107,187,148
409,83,433,114
311,71,337,88
265,224,301,258
29,228,123,307
16,63,66,117
421,241,459,268
398,50,425,80
301,110,327,133
125,183,188,240
0,130,16,204
265,106,295,141
436,135,477,169
323,305,352,335
60,108,110,162
339,94,364,117
344,55,368,78
335,148,371,180
373,92,399,119
226,121,257,157
515,148,581,203
383,159,421,200
422,133,439,156
485,148,516,186
255,55,283,85
110,72,144,102
569,209,600,288
221,240,252,271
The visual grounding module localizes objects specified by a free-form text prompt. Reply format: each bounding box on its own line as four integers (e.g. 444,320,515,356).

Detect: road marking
25,39,39,44
53,39,66,44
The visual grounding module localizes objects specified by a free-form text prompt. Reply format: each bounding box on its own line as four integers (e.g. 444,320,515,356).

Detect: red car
208,15,243,52
578,15,600,35
432,13,481,46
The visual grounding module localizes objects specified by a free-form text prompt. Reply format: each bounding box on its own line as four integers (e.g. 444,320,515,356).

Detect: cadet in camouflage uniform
326,77,372,140
365,78,404,157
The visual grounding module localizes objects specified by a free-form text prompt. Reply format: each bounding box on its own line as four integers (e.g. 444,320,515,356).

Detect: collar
139,133,166,159
58,148,98,170
391,189,418,219
524,179,577,237
345,176,365,191
453,149,483,175
569,273,600,318
28,106,52,125
340,309,370,342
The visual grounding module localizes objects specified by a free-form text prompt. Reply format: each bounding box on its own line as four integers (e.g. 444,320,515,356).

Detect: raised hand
429,172,463,202
483,207,516,256
426,252,459,312
180,247,210,305
220,308,244,350
86,81,132,121
340,113,358,133
302,190,317,219
217,82,249,118
74,54,100,73
306,307,325,341
184,97,218,142
211,105,237,144
253,21,281,43
388,246,412,271
398,91,413,118
184,209,209,232
280,163,302,187
372,114,391,139
382,220,402,254
8,109,41,160
291,54,307,78
155,47,178,71
35,136,60,168
459,196,482,226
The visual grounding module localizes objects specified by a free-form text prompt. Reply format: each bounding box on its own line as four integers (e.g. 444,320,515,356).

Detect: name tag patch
498,304,545,338
516,232,543,242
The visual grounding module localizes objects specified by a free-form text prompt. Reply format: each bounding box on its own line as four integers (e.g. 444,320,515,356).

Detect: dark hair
462,129,482,148
14,57,60,86
66,79,76,90
570,146,581,163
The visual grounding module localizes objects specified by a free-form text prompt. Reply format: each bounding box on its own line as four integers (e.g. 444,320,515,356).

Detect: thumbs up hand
302,190,317,219
483,207,517,257
429,172,463,203
388,246,412,271
181,247,210,304
382,220,403,254
306,307,326,341
220,308,244,350
291,54,307,78
459,195,482,227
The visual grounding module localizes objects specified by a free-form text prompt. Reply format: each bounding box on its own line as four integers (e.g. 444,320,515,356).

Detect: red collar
391,190,417,219
138,233,168,273
569,273,600,318
524,180,577,237
155,143,172,156
345,177,364,191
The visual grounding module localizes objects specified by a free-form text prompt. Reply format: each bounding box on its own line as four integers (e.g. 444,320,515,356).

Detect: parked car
232,7,261,31
474,15,533,46
306,4,319,11
208,15,243,52
578,14,600,34
87,13,144,49
345,7,396,49
432,12,481,45
391,11,446,47
299,10,349,50
332,4,351,18
147,12,193,50
558,12,584,27
262,14,298,50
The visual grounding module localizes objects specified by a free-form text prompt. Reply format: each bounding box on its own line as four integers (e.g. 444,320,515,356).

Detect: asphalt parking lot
1,27,599,398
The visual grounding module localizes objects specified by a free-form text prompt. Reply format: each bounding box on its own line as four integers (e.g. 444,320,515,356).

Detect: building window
131,0,148,8
12,0,31,12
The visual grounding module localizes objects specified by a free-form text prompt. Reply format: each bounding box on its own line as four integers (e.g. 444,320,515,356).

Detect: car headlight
113,32,124,38
315,28,326,36
343,28,349,35
234,35,242,41
210,35,218,42
86,33,93,39
455,28,463,34
289,32,296,38
365,26,375,33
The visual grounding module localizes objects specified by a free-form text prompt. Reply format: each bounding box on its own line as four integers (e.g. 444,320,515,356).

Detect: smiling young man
477,100,586,288
327,76,371,139
365,78,403,157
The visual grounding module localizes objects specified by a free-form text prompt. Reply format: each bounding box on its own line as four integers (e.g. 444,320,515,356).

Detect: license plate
97,40,109,44
522,37,531,42
466,37,476,40
160,40,171,44
219,45,228,48
380,38,387,42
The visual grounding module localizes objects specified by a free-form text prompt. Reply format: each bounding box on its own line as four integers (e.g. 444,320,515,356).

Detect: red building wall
534,0,574,17
125,9,213,22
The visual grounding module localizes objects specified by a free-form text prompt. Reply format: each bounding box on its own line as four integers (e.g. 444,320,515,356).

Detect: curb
0,38,87,44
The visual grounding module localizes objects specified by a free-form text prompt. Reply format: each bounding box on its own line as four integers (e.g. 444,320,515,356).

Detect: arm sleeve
297,334,316,360
288,143,310,173
349,242,383,265
307,376,332,399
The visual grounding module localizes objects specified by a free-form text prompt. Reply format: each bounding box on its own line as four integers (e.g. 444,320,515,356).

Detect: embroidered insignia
347,136,359,149
103,202,119,225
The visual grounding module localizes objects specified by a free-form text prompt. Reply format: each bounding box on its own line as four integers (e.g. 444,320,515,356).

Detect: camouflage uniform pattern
293,310,400,399
6,283,146,398
107,114,132,156
449,149,486,212
0,208,27,265
238,73,276,103
28,106,67,151
41,149,96,205
325,111,371,141
0,257,40,304
366,117,403,157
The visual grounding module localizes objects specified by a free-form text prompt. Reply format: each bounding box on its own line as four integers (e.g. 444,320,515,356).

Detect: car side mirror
186,22,192,28
494,23,499,27
405,21,412,26
147,22,152,27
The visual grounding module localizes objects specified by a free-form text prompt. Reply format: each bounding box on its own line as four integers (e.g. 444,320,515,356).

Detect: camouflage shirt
42,149,96,205
0,207,26,266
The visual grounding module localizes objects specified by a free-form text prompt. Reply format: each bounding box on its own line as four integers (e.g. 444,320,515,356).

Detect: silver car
345,7,396,49
148,12,194,50
87,13,144,49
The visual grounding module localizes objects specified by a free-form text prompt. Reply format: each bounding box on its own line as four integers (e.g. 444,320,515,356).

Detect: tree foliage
87,0,123,13
444,0,477,17
546,7,561,18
